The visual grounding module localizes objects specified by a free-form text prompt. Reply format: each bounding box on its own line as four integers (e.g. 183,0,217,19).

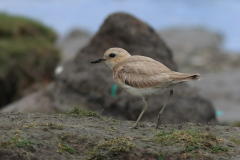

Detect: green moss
66,107,99,117
12,136,35,148
154,152,164,160
25,123,38,129
62,144,75,154
0,13,60,108
0,13,59,74
0,135,35,150
0,13,57,41
106,127,117,132
57,140,75,154
26,145,36,152
153,129,228,153
57,134,76,154
212,145,228,152
60,134,70,141
101,116,120,125
0,140,14,148
230,136,240,145
47,123,63,130
0,37,60,74
88,137,135,159
24,122,63,130
186,145,199,152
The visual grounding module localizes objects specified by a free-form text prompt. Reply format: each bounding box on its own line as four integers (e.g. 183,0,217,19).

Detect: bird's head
91,48,131,69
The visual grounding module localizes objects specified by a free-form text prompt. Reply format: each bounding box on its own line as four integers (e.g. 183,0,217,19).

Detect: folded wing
113,56,172,89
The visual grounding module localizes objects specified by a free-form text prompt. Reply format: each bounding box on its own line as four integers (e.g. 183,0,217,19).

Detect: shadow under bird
91,48,201,129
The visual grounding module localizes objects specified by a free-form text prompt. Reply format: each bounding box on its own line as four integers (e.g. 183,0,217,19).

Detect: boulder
1,13,216,124
0,13,60,109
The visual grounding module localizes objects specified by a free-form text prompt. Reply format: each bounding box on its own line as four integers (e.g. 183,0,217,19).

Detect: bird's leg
131,98,147,129
156,89,174,129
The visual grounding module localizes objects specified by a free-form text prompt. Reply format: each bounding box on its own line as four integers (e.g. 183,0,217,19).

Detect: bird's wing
113,56,172,89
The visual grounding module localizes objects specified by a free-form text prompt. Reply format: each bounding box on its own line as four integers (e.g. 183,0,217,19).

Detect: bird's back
114,55,171,73
113,55,200,90
113,56,173,90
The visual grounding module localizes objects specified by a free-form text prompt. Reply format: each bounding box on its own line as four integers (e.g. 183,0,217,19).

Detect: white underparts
117,81,172,97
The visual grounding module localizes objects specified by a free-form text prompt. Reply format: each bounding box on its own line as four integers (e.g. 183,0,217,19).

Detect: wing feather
114,56,171,88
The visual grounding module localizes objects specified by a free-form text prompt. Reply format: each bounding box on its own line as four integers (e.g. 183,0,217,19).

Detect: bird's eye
109,53,116,58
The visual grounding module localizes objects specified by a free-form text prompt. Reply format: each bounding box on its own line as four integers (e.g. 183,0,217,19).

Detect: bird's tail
169,72,201,82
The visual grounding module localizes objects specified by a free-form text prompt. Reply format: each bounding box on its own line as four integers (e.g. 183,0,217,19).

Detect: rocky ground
0,110,240,160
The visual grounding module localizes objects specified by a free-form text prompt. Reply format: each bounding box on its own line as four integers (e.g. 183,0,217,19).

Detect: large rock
0,13,60,109
1,13,216,124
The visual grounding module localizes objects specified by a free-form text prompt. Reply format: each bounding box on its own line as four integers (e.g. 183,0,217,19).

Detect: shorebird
91,48,200,129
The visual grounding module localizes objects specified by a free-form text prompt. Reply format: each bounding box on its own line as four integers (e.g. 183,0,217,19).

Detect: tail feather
169,72,201,82
185,74,201,81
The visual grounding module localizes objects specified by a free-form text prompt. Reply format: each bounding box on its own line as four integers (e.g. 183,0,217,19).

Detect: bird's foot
155,122,165,129
156,120,162,129
130,123,138,129
155,124,161,129
156,114,163,129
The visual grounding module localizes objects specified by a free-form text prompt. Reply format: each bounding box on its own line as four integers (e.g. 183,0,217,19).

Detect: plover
91,48,200,129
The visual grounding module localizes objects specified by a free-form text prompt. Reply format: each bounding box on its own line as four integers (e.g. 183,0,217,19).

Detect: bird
91,48,201,129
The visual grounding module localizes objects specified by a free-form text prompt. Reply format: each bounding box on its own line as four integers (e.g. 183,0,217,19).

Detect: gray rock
1,13,216,124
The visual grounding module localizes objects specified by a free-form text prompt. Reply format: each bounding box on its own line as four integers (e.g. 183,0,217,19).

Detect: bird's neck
105,61,117,70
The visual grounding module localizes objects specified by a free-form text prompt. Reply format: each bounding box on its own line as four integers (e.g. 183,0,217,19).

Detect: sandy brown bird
91,48,201,129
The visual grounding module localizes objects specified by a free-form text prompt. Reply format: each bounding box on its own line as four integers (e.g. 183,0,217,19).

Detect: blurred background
0,0,240,125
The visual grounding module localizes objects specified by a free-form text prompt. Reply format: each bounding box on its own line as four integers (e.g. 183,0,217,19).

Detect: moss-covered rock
0,13,57,41
0,13,60,108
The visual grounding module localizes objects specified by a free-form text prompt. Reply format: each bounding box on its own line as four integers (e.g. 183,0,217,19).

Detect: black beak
90,58,106,63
